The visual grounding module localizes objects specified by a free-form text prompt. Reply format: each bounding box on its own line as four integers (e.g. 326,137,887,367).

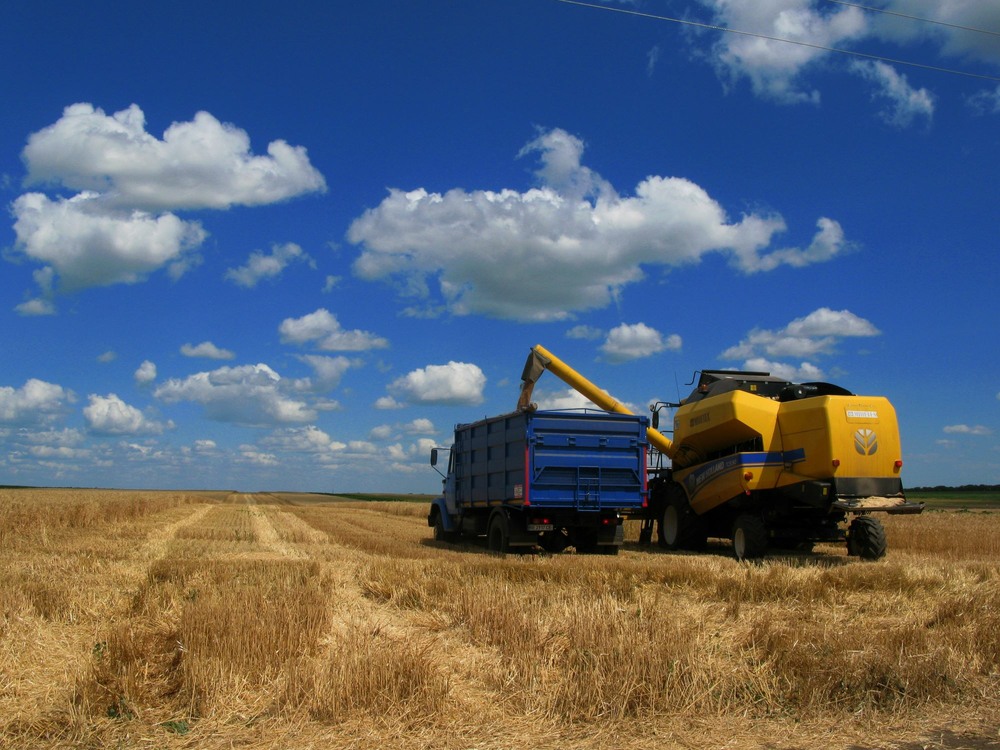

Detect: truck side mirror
430,448,438,467
651,411,660,430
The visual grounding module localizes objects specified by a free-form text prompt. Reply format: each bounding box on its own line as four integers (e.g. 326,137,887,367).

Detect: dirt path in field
145,503,213,560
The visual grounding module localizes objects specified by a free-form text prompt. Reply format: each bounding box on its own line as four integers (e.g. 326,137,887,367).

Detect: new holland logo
854,428,878,456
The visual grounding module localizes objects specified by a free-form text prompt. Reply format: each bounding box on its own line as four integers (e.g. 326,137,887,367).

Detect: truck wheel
847,516,887,560
732,514,768,561
487,512,510,555
433,513,455,543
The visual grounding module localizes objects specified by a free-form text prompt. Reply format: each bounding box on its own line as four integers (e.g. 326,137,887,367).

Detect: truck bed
452,409,648,512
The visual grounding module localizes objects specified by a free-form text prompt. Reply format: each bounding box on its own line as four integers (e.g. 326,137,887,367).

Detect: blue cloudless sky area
1,0,998,492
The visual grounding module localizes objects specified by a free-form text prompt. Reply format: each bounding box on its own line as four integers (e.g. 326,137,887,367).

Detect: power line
554,0,1000,83
823,1,1000,39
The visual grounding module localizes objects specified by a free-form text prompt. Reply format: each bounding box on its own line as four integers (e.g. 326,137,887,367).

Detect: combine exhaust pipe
518,344,678,459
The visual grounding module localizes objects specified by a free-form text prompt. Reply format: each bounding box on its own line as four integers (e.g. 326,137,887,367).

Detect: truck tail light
832,459,840,468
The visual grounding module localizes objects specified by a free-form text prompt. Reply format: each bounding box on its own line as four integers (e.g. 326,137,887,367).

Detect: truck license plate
527,524,553,532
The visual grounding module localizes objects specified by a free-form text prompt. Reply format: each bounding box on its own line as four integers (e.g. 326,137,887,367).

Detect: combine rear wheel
847,515,887,560
732,514,768,561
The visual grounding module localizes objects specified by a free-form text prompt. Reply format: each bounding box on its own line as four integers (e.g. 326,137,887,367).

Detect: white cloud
261,426,347,455
852,60,934,127
10,102,325,304
22,103,326,211
135,360,157,384
387,361,486,406
154,363,317,426
742,357,824,382
97,351,117,363
296,354,358,389
872,2,1000,67
533,387,601,411
14,297,56,316
375,395,405,410
83,393,168,435
279,308,389,351
699,0,867,104
566,325,603,340
12,192,207,292
968,84,1000,115
723,307,879,360
0,379,71,425
695,1,997,113
239,448,279,466
600,322,682,363
181,341,236,360
943,424,993,436
224,242,314,288
349,128,845,321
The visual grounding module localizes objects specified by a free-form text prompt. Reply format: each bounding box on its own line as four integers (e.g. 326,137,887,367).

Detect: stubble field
1,488,999,749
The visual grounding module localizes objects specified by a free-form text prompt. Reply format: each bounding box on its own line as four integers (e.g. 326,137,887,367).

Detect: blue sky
1,0,998,493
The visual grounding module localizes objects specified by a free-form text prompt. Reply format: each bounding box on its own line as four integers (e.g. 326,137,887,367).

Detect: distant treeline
909,484,1000,493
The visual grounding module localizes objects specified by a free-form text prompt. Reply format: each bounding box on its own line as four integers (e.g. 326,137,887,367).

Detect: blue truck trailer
428,409,649,554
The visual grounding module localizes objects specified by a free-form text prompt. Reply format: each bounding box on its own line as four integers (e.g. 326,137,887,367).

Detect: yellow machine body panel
670,391,904,515
778,395,902,480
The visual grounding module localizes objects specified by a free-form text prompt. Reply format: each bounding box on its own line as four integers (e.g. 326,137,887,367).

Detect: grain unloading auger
519,344,924,560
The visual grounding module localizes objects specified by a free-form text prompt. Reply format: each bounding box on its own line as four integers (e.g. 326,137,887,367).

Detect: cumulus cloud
135,360,157,385
9,103,325,305
83,393,169,435
279,308,389,351
600,322,682,363
154,363,318,426
852,60,934,127
566,325,603,340
369,418,437,442
181,341,236,360
0,379,71,424
387,361,486,406
699,0,867,104
943,424,994,436
743,358,825,382
296,354,358,389
722,307,879,361
12,192,207,292
722,308,879,378
22,103,326,211
261,426,347,455
224,242,314,288
348,128,846,321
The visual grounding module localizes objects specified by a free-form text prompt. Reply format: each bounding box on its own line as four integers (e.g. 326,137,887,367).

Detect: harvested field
1,489,998,749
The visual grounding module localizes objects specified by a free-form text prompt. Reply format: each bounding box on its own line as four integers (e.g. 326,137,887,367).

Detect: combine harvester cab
428,409,649,554
518,345,924,561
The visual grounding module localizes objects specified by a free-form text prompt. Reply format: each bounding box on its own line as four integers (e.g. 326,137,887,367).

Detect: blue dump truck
428,409,649,554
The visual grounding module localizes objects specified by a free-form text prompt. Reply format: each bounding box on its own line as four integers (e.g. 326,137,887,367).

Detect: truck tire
847,515,887,560
732,514,768,561
487,512,510,555
433,512,456,543
658,492,706,551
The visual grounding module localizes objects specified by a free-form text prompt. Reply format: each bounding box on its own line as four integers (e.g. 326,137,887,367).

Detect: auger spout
518,343,678,459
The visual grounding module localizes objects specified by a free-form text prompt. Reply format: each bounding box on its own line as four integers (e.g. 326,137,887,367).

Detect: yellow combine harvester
518,344,924,560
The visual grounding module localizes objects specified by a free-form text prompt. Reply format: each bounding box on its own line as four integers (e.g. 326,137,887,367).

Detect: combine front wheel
732,514,768,561
847,516,887,560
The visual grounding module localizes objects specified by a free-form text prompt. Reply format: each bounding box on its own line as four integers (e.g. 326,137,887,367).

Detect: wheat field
1,489,998,749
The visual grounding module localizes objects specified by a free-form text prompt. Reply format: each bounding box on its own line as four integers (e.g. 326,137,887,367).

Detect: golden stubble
1,491,998,749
